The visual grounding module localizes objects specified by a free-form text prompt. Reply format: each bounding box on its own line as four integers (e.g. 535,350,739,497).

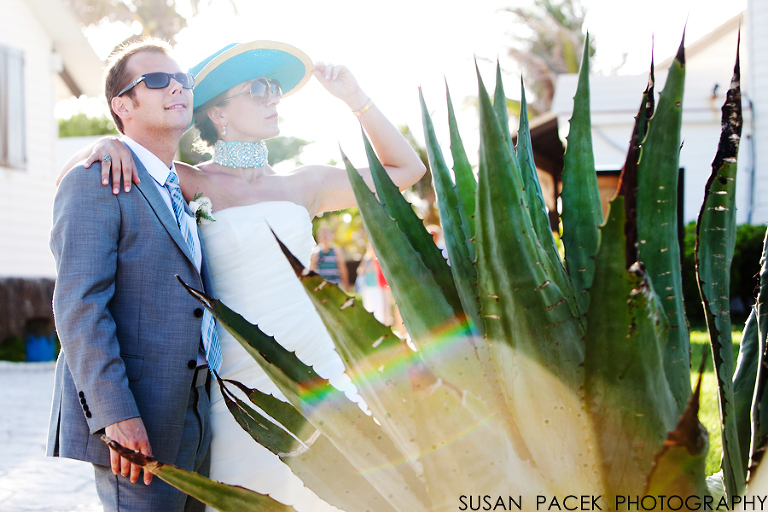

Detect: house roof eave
27,0,104,99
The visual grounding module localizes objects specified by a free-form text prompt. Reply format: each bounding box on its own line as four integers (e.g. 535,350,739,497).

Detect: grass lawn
690,317,747,477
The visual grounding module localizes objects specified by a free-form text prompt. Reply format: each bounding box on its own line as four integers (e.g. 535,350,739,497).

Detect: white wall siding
552,23,755,226
0,0,58,278
748,0,768,224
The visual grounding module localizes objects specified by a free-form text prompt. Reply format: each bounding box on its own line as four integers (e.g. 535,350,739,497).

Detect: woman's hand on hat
84,136,139,194
312,62,367,110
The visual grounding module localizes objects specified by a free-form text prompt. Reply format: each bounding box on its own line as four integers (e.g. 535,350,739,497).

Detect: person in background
310,225,350,291
355,243,388,324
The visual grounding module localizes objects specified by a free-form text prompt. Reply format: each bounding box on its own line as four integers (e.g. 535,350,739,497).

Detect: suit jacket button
187,360,196,370
78,391,85,398
80,398,86,405
83,404,89,412
85,411,92,419
193,308,204,318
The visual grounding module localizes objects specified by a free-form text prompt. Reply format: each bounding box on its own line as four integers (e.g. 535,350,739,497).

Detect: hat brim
191,40,313,110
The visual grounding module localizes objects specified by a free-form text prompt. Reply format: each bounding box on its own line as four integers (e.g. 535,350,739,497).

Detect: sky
60,0,748,168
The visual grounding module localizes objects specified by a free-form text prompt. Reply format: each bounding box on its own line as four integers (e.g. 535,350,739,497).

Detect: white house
747,0,768,225
0,0,102,343
549,12,762,226
0,0,102,279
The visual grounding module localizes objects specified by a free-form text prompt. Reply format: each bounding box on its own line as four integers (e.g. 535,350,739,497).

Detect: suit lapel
129,148,197,268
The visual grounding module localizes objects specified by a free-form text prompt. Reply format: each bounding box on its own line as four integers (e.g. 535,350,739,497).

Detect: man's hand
105,417,153,485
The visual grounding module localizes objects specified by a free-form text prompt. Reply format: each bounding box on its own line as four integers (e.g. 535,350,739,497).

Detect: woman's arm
303,63,426,217
56,136,139,194
309,250,320,271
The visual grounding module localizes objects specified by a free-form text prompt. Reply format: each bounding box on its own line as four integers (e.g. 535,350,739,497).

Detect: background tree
67,0,235,46
503,0,593,117
58,113,117,137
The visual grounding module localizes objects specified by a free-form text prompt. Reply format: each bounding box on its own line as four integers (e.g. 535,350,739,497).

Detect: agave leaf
516,78,575,307
475,62,595,491
342,150,487,400
341,150,458,341
272,234,403,378
177,277,332,398
274,234,420,458
695,46,744,497
102,436,293,512
222,379,401,512
216,377,303,456
636,35,691,415
406,364,548,508
422,87,513,432
274,229,509,466
584,195,679,500
644,364,709,496
446,83,477,244
751,226,768,461
560,32,602,321
274,232,537,507
617,58,655,268
734,309,761,477
493,62,513,153
362,132,465,319
420,89,481,332
475,60,584,388
178,278,432,512
746,436,768,496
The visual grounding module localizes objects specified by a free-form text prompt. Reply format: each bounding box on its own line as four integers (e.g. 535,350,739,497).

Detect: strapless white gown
200,201,356,512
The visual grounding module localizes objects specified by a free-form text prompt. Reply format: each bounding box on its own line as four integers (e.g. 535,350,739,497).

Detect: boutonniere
189,193,216,225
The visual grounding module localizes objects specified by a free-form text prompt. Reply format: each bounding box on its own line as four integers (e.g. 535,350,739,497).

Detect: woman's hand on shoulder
57,136,138,194
312,62,369,111
86,136,138,194
84,136,139,194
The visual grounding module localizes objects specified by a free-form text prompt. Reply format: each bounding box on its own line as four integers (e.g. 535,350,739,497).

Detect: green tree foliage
58,113,117,137
265,136,311,166
504,0,595,117
68,0,235,46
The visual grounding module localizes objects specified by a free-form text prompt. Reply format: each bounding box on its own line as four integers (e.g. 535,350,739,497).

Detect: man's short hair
104,38,174,134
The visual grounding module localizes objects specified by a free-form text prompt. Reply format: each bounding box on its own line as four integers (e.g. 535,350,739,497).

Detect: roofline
657,11,743,69
26,0,104,98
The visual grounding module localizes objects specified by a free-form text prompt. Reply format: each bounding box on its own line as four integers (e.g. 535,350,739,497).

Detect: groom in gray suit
48,38,215,511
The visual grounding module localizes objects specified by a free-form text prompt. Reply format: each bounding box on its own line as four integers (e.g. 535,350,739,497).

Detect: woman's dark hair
193,94,228,149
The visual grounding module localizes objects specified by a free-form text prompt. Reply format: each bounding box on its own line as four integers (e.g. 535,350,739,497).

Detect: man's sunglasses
117,72,195,97
222,78,282,104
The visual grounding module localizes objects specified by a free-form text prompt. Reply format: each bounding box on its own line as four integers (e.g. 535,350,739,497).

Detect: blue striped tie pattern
165,170,222,373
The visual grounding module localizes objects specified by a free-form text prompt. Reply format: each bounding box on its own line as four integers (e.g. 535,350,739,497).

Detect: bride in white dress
79,41,425,511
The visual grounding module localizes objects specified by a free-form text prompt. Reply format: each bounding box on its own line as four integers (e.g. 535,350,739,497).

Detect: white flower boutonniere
189,193,216,225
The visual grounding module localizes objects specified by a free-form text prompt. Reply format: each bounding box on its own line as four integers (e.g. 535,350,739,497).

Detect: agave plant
106,33,768,510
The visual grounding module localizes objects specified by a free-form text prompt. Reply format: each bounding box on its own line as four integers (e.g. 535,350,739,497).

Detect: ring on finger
101,154,112,162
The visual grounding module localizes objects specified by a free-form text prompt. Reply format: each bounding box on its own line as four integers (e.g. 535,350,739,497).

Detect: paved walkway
0,361,101,512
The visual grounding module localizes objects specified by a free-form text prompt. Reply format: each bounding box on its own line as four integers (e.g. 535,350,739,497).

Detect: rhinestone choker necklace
213,140,269,168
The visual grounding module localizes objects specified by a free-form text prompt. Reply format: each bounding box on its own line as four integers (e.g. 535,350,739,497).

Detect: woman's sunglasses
117,72,195,97
222,78,283,104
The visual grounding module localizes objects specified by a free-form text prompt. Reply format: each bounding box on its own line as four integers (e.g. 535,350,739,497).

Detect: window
0,44,26,169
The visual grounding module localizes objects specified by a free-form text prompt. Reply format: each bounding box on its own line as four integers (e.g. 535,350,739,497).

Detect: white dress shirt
122,136,203,272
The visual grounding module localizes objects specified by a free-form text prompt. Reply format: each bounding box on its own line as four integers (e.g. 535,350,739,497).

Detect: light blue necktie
165,169,222,373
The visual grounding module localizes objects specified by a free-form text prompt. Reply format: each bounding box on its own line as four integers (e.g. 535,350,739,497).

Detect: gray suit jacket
47,148,213,466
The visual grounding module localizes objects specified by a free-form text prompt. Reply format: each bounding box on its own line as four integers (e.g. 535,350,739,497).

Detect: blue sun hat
190,40,314,110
